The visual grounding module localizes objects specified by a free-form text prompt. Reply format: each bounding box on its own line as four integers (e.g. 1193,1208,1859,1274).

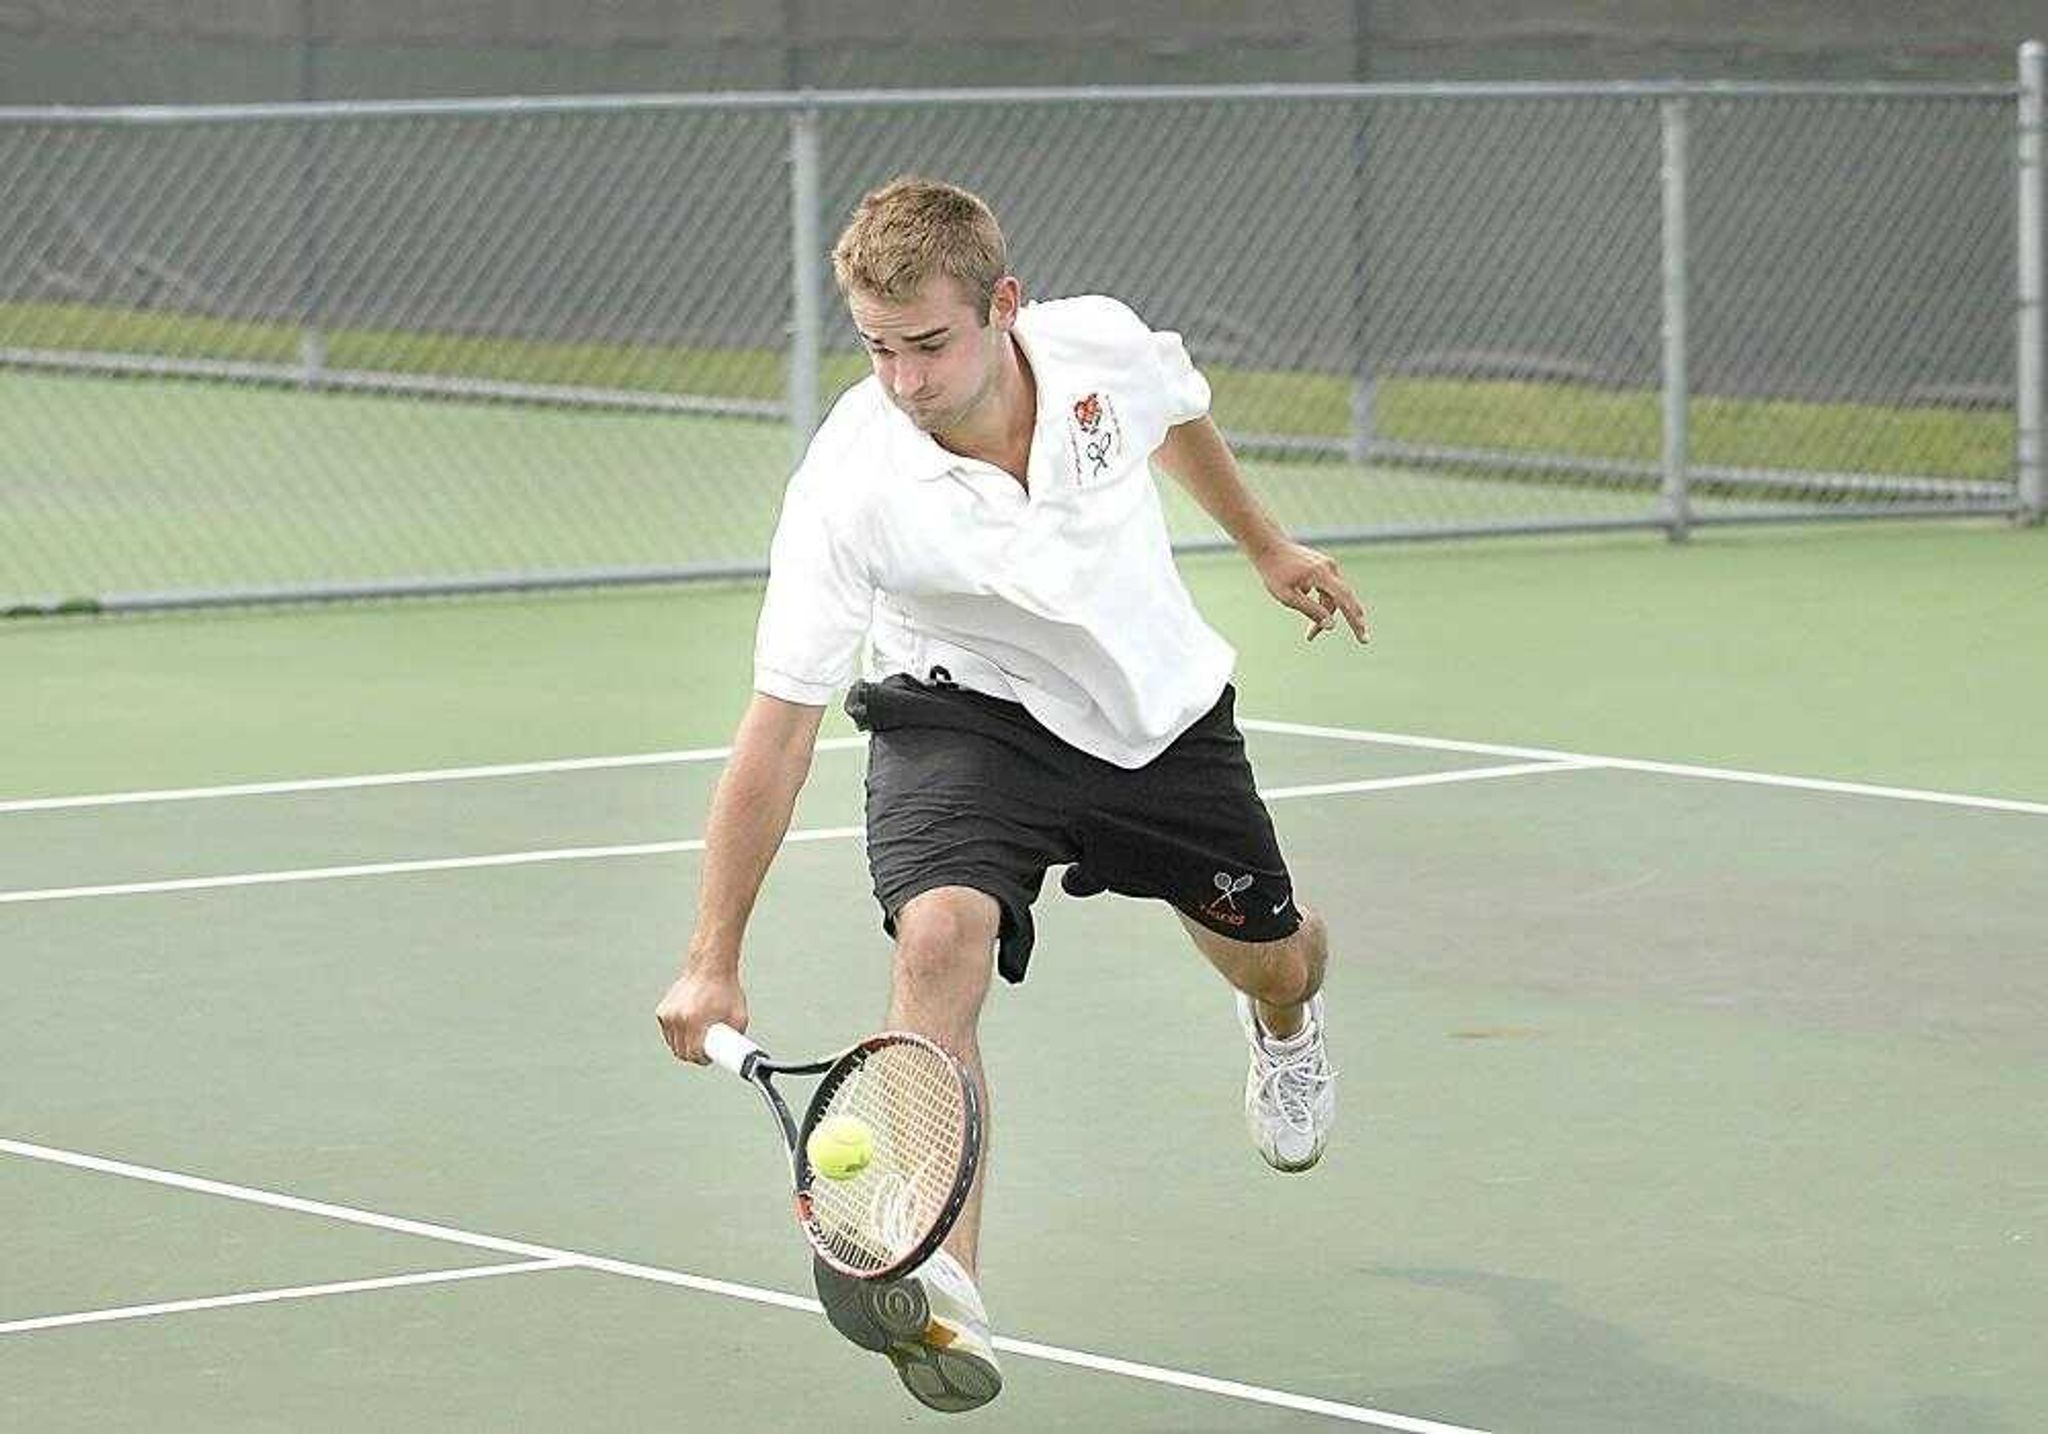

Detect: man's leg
1177,904,1328,1037
814,883,1005,1414
1178,905,1337,1173
888,886,998,1273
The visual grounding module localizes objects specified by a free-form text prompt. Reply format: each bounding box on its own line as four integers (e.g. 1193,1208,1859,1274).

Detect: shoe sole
1242,1070,1330,1174
814,1259,1003,1413
1258,1146,1325,1173
887,1335,1004,1413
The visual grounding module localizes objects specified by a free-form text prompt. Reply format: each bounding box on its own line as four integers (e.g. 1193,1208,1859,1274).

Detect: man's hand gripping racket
701,1022,982,1283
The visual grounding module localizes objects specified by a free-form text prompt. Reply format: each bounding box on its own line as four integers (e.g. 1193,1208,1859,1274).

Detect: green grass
2,300,2015,481
1210,368,2012,480
0,371,793,599
0,299,817,400
3,365,1864,606
1,349,2018,609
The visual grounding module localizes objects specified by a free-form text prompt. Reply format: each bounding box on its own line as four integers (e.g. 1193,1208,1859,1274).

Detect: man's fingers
1327,584,1370,642
1280,587,1334,640
1307,568,1370,644
1290,581,1351,641
679,1022,709,1065
1276,585,1329,621
1266,550,1368,644
655,1009,710,1065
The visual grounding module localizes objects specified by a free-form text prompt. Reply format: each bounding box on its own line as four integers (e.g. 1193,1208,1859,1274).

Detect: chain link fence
2,61,2042,612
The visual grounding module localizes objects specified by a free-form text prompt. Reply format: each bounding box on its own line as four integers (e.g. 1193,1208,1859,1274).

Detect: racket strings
806,1042,968,1274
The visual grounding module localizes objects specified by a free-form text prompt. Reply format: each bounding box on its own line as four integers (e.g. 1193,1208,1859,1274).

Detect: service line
0,763,1574,906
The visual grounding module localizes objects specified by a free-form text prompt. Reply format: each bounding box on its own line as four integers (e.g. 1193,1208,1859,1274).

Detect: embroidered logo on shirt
1065,391,1125,485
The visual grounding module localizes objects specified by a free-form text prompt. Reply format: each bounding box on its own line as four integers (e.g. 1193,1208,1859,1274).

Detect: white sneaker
1237,991,1337,1172
813,1248,1003,1413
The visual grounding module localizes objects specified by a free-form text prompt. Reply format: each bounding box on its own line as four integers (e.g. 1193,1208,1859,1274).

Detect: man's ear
988,274,1023,330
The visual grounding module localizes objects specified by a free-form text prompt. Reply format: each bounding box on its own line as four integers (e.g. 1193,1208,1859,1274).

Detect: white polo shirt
752,295,1235,768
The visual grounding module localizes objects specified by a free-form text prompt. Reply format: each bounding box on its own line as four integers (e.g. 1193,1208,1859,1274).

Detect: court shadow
1358,1266,2016,1434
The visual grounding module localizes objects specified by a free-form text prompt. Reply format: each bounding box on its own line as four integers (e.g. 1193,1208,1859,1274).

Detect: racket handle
703,1022,760,1077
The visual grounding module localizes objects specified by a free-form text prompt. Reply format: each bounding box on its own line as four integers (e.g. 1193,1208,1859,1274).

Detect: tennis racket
703,1022,981,1282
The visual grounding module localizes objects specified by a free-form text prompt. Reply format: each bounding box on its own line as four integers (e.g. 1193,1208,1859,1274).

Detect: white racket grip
703,1022,760,1077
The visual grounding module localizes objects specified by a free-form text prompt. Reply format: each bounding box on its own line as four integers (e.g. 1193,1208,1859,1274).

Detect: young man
656,177,1367,1413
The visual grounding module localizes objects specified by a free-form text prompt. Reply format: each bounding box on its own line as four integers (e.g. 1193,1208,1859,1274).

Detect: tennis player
656,177,1367,1412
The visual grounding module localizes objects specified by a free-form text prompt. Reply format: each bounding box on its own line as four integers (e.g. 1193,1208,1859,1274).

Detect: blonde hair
831,177,1008,318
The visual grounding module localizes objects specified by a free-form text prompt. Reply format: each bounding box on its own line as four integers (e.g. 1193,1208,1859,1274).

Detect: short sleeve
1149,326,1212,426
751,477,875,706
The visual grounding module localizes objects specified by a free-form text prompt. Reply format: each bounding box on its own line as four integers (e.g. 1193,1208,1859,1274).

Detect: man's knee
1234,908,1327,1007
1287,907,1329,1000
893,887,1000,994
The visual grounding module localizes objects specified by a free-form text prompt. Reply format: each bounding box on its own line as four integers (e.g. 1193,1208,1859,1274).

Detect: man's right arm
654,692,827,1063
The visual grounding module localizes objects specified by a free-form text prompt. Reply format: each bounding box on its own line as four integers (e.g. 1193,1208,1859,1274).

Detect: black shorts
845,673,1302,984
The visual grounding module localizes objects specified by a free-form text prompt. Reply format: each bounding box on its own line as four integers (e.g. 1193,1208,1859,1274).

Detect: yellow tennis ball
807,1115,874,1181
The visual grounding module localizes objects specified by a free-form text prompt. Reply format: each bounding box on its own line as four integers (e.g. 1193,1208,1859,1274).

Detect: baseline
0,1259,573,1336
0,1137,1490,1434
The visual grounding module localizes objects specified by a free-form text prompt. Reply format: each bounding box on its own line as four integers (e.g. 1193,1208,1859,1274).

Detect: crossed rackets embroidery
1205,870,1254,923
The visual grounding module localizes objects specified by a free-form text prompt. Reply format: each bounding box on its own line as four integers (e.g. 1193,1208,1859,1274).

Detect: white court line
0,1258,573,1336
0,828,865,906
996,1335,1482,1434
1260,759,1596,802
0,763,1576,907
8,715,2041,819
0,1137,1490,1434
11,717,2035,908
1240,718,2048,818
0,737,871,814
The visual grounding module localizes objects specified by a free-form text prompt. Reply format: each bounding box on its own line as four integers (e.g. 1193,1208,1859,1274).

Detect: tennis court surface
5,524,2044,1432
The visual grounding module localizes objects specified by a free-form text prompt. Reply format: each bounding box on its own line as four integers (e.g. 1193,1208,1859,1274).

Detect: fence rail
2,56,2041,614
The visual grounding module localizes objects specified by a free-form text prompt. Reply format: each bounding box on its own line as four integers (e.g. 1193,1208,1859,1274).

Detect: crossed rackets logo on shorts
1205,871,1253,927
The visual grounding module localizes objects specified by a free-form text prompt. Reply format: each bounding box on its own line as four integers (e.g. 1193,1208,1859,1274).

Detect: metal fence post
1348,98,1376,467
1661,95,1693,542
1347,20,1376,468
296,0,328,388
788,103,824,468
2019,41,2045,525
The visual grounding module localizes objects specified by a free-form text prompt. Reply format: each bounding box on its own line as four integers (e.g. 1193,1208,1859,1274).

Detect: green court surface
3,522,2045,1432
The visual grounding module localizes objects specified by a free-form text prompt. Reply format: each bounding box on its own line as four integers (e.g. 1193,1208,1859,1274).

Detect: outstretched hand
1254,540,1370,643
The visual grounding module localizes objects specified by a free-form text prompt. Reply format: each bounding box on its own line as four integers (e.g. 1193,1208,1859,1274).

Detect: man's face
849,276,1017,435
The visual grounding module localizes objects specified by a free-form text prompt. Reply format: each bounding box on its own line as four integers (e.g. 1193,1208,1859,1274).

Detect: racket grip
703,1022,760,1077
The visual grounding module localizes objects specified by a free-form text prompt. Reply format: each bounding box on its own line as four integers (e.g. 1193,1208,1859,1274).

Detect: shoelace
1255,1037,1337,1133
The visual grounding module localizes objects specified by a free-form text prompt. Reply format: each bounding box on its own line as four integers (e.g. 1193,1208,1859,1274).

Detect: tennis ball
807,1115,875,1181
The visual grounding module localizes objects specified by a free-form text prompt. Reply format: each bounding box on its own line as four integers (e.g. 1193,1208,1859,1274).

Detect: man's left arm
1153,415,1370,643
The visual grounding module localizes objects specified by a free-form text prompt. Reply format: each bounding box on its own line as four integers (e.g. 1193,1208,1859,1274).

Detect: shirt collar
882,395,969,483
